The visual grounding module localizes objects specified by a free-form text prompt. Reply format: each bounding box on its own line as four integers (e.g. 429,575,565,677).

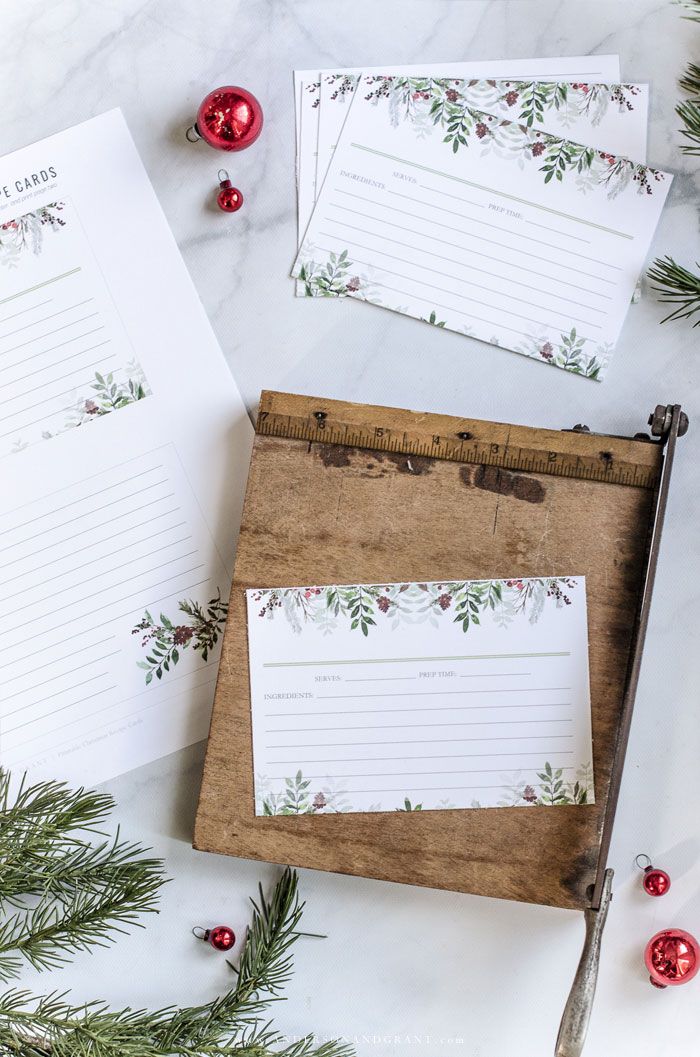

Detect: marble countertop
2,2,699,1055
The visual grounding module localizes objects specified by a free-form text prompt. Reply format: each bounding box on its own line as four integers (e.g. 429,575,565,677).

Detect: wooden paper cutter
195,393,688,1057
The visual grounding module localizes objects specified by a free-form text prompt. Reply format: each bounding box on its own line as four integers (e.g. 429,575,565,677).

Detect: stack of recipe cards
293,56,671,380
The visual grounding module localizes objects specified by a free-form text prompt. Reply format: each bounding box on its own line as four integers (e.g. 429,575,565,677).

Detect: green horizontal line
350,142,632,240
263,651,570,668
0,267,82,307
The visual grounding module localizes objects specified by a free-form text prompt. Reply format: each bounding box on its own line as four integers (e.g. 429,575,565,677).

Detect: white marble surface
2,2,700,1055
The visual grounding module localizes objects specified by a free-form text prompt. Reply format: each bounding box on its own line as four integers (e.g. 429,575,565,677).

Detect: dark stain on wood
461,463,545,503
379,451,433,476
315,444,433,476
317,444,352,469
561,845,598,901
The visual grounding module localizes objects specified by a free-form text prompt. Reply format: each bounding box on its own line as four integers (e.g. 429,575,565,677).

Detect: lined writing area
247,579,594,814
320,145,627,345
0,445,223,774
294,83,672,380
263,656,577,801
0,199,148,456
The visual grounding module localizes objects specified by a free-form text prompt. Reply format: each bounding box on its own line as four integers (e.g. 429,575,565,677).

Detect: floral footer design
256,761,594,815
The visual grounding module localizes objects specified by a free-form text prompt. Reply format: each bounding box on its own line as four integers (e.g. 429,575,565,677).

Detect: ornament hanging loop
185,125,201,143
218,169,230,183
635,853,652,871
191,925,209,940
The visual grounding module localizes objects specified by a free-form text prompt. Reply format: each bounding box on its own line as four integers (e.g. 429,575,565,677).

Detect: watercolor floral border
293,244,611,378
256,760,594,815
251,578,578,637
133,590,228,685
0,202,67,267
10,362,152,456
363,77,663,198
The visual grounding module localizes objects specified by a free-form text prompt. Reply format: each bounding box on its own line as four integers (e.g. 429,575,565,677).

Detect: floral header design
324,73,359,102
251,577,578,637
305,79,320,108
0,202,67,267
363,77,664,198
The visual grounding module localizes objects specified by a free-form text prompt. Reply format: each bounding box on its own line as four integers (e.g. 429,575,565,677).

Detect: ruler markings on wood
256,412,659,490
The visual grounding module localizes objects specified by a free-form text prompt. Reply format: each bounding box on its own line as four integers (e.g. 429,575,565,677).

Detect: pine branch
680,61,700,98
0,870,353,1057
677,0,700,20
677,97,700,153
648,256,700,326
0,772,166,982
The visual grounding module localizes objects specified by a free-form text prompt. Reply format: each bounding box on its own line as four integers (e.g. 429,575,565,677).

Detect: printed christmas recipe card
293,76,670,379
246,577,594,815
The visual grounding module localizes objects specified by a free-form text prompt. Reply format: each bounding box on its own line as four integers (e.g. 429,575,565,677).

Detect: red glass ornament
186,86,263,152
645,929,699,988
643,868,671,897
193,924,236,951
216,170,243,213
207,925,235,951
635,854,671,897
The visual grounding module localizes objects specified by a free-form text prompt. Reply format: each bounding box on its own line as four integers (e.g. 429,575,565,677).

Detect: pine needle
677,97,700,154
0,870,353,1057
677,0,700,20
680,62,700,99
648,256,700,326
0,771,167,982
0,772,352,1057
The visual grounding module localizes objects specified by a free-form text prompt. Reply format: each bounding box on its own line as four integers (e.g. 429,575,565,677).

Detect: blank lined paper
246,578,594,814
0,446,227,775
0,199,149,456
0,109,253,789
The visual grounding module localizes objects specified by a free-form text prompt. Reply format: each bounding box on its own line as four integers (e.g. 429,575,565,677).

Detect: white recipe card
293,77,671,379
247,577,594,815
294,57,621,295
0,110,253,790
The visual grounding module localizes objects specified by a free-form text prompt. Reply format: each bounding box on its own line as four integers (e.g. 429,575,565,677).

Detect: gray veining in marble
1,3,699,1055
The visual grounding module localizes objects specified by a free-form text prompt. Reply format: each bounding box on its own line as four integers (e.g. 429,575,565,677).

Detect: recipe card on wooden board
246,577,594,815
292,76,671,380
0,109,253,790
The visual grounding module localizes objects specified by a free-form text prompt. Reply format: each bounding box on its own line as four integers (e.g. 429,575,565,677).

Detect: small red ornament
216,170,243,213
645,929,699,988
193,924,236,951
635,854,671,897
186,86,263,152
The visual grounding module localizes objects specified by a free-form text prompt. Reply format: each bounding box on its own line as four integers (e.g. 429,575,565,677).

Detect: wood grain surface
194,393,662,911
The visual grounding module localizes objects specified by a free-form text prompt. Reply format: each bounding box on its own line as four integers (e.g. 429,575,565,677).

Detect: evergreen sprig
648,256,700,326
678,101,700,152
648,2,700,324
0,773,166,981
0,772,351,1057
0,869,351,1057
677,0,700,21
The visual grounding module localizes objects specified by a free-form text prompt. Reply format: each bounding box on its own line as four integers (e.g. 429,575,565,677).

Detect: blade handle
554,870,614,1057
